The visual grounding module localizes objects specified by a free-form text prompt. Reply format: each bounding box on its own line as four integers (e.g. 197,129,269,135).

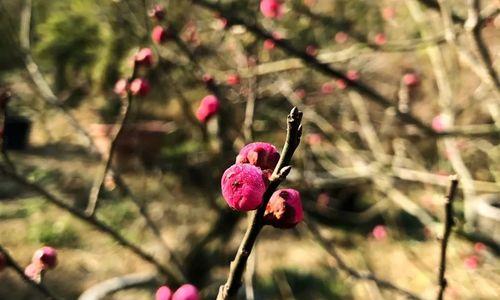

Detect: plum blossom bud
346,70,360,81
260,0,283,19
264,39,276,50
264,189,304,228
226,74,240,85
134,48,154,67
374,33,387,46
336,79,347,90
382,7,396,20
24,263,43,282
306,45,318,57
335,31,349,44
32,246,57,269
172,284,200,300
432,114,450,133
236,142,280,171
196,95,220,123
152,26,174,44
372,225,387,241
114,79,129,96
221,164,266,211
464,255,479,270
402,72,420,87
474,242,486,253
0,253,6,271
130,78,151,97
321,82,334,94
149,4,165,21
156,285,173,300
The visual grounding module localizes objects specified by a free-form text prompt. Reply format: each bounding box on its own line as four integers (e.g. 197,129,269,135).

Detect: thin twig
303,221,422,300
0,164,183,286
0,245,62,300
436,175,459,300
216,107,303,300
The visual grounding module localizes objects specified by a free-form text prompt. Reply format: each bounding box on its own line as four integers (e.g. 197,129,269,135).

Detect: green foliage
29,218,80,248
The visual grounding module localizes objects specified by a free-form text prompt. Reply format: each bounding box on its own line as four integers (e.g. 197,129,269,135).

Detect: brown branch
436,175,459,300
0,245,62,300
216,107,303,300
0,164,183,287
304,221,423,300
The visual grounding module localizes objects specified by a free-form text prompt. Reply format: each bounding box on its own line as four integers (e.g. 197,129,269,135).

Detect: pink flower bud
474,242,486,253
130,78,151,97
156,285,173,300
346,70,360,81
264,39,276,50
372,225,387,241
114,79,129,96
172,284,200,300
464,255,479,270
374,33,387,46
336,79,347,90
236,142,280,171
306,45,318,57
0,253,6,271
149,4,165,21
432,114,449,133
152,26,174,44
260,0,283,19
202,74,214,85
382,7,396,20
264,189,303,228
32,246,57,269
196,95,220,123
226,74,240,85
335,31,349,44
402,72,420,87
321,82,334,94
24,263,43,282
221,164,266,211
294,88,306,99
306,133,322,145
135,48,154,66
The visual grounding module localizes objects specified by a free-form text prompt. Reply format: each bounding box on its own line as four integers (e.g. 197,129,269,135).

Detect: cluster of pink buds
156,283,199,300
24,246,58,283
113,47,154,98
196,95,220,123
221,142,303,229
260,0,284,19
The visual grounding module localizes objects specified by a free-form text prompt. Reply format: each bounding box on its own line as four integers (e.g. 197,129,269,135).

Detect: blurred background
0,0,499,299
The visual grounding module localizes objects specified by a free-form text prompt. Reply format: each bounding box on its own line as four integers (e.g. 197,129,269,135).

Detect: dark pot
2,115,32,150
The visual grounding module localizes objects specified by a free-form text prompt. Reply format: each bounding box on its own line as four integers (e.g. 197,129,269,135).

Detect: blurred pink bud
264,39,276,50
306,45,318,57
149,4,165,21
114,79,129,96
335,31,349,44
264,189,304,229
221,164,266,211
316,192,330,209
464,255,479,270
196,95,220,123
24,263,43,282
382,7,396,20
135,48,154,66
32,246,57,269
307,133,323,145
294,88,306,99
347,70,360,81
0,253,6,271
172,284,200,300
403,72,420,87
321,82,334,94
202,74,215,85
152,26,174,44
374,33,387,46
236,142,280,171
474,242,486,253
432,114,449,133
260,0,283,19
226,74,240,85
156,285,173,300
130,78,151,97
336,79,347,90
372,225,388,241
217,17,228,30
